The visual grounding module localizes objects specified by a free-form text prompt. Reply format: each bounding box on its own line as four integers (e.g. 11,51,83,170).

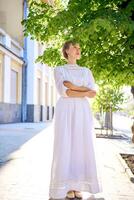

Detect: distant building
0,0,58,123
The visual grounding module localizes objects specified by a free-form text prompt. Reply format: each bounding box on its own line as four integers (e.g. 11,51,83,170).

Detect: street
0,122,134,200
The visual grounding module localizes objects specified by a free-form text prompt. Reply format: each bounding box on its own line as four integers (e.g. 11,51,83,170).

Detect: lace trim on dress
64,64,81,69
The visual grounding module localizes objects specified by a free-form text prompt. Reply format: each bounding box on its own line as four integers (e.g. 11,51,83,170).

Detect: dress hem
49,180,103,199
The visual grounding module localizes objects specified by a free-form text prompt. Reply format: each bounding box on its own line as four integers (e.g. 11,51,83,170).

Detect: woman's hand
63,81,76,90
85,90,97,98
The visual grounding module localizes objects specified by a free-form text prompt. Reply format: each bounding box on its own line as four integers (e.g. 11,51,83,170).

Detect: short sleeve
86,68,96,91
54,67,68,97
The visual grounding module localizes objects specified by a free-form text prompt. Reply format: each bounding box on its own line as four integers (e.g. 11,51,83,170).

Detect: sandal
66,190,75,199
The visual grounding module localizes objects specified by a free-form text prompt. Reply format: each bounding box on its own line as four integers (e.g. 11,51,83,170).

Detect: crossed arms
63,81,96,98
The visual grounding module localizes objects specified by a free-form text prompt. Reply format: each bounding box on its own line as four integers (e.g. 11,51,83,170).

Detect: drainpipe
21,0,28,122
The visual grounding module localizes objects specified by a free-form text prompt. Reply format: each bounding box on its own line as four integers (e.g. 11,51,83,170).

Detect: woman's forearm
66,89,87,97
63,81,93,92
66,89,96,98
72,85,92,92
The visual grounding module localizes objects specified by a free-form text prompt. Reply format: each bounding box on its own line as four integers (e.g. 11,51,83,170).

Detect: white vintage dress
49,64,102,199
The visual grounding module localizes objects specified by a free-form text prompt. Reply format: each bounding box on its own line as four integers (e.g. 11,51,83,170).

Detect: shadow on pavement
0,122,51,168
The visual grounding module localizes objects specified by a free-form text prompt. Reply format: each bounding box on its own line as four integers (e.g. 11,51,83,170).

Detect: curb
116,153,134,183
96,134,128,140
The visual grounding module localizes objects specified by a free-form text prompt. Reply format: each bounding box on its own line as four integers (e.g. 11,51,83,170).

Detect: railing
0,27,23,57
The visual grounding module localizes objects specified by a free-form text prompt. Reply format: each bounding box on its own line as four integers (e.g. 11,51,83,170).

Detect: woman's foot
66,190,75,199
74,190,83,199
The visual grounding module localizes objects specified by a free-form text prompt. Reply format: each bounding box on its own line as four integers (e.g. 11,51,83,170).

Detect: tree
22,0,134,86
93,85,125,113
93,84,126,134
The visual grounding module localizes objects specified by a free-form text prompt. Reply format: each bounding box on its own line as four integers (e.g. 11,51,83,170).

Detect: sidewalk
0,122,134,200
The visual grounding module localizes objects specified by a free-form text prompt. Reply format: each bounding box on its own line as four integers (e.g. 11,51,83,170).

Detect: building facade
0,0,58,123
26,39,58,122
0,28,24,123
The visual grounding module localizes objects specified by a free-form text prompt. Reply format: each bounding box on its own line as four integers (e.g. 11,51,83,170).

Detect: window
45,81,48,106
51,85,54,106
10,70,18,104
37,78,41,105
11,61,22,104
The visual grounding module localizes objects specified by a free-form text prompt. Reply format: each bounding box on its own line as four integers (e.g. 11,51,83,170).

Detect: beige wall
0,0,23,45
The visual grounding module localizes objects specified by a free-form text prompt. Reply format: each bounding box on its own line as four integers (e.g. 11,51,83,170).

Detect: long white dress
49,64,102,199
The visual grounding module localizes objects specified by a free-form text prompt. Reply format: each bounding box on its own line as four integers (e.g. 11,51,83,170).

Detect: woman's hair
62,40,77,59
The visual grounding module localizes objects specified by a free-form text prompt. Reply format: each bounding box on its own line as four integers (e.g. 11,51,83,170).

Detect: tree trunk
132,122,134,143
131,86,134,142
104,112,111,129
131,86,134,98
110,106,113,135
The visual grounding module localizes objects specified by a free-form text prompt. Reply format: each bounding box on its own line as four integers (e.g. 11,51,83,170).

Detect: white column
3,34,11,103
3,55,11,103
33,41,41,105
41,65,45,106
48,67,51,106
26,37,36,105
49,67,54,119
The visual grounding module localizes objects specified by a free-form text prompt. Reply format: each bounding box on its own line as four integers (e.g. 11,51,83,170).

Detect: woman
49,41,102,199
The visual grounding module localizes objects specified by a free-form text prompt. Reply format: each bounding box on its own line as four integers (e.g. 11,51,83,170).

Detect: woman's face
66,43,81,60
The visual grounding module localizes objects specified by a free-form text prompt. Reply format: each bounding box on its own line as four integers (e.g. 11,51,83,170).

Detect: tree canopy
22,0,134,86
